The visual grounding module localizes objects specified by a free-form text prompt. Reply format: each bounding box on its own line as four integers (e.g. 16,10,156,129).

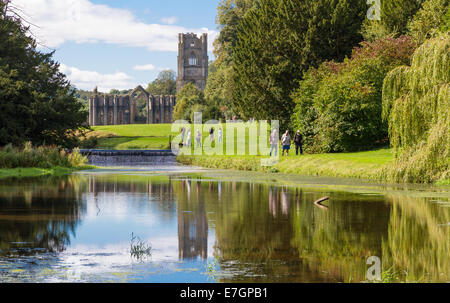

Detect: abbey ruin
88,32,208,126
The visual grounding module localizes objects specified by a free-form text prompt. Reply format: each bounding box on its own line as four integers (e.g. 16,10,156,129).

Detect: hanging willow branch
381,33,449,182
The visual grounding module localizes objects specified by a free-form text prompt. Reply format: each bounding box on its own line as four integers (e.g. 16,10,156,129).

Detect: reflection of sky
39,190,217,282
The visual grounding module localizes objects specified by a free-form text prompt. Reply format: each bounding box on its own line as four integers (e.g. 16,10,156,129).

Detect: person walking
218,127,223,143
294,130,303,155
186,129,191,148
281,130,291,156
269,129,278,157
180,127,186,144
209,127,214,143
196,129,202,148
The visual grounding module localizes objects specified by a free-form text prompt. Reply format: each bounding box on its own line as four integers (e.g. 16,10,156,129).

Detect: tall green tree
0,3,87,147
382,33,449,182
407,0,449,44
146,69,177,95
361,0,426,41
173,83,206,122
232,0,367,126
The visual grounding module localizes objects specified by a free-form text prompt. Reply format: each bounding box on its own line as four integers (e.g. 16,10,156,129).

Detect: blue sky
14,0,220,92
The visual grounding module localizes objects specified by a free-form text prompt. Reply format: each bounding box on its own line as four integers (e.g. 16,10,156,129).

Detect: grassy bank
0,142,93,179
81,125,173,150
177,148,395,181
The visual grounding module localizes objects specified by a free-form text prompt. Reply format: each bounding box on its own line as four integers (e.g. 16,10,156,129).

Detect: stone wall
88,86,176,125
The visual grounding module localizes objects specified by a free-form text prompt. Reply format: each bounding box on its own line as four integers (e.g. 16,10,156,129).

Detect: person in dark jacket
294,130,303,155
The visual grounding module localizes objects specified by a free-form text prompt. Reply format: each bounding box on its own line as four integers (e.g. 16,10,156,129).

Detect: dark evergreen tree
232,0,367,126
0,3,87,147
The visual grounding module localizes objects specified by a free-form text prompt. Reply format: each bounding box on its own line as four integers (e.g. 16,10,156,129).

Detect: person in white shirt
281,130,291,156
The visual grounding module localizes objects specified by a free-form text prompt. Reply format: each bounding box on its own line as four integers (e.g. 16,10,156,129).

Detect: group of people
179,126,223,148
270,129,303,157
180,126,303,156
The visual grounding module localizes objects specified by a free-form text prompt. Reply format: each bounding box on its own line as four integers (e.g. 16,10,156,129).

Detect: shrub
0,142,88,169
291,36,416,153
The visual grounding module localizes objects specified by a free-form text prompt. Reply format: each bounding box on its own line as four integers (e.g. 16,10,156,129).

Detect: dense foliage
291,36,416,153
231,0,367,127
0,142,87,168
381,33,449,182
146,70,177,95
0,3,88,147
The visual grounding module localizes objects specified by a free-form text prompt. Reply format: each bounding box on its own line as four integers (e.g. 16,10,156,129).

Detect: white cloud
160,16,178,25
60,64,137,92
133,64,156,71
13,0,217,52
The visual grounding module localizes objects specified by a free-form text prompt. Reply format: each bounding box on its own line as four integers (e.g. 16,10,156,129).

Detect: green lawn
87,124,174,150
177,148,394,181
92,124,173,137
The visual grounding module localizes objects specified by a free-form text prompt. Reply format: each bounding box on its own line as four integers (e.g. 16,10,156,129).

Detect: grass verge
177,148,394,181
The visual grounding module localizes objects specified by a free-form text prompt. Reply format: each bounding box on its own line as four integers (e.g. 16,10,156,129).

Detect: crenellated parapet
88,86,176,125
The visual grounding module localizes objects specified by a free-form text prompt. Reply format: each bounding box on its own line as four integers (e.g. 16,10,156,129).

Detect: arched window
189,54,197,66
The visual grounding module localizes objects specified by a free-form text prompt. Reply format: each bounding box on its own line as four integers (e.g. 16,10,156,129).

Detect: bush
291,36,416,153
0,142,88,169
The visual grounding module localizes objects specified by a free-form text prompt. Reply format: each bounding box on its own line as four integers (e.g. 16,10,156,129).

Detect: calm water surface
0,168,448,283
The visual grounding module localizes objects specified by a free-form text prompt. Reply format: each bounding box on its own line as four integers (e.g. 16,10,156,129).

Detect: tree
0,2,87,147
204,61,234,119
146,69,176,95
361,0,426,41
382,33,449,182
173,83,205,122
213,0,256,67
407,0,449,44
291,36,417,153
232,0,367,127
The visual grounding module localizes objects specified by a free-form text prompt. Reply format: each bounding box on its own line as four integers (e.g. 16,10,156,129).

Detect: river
0,165,448,282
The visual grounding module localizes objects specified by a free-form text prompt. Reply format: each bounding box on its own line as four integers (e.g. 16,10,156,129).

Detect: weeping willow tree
382,33,449,183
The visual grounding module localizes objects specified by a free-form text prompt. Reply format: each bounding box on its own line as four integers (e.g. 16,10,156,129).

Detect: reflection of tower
178,179,208,259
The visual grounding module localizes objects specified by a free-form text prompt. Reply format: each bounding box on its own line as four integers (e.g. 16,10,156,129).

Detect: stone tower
176,33,208,93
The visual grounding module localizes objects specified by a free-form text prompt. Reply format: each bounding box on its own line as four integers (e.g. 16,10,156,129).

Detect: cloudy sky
11,0,219,92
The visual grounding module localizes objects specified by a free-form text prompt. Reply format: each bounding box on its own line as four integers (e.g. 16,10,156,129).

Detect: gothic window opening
189,54,197,66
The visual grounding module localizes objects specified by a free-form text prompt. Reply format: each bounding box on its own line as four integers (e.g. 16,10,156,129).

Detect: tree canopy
231,0,367,127
146,69,177,96
0,3,87,147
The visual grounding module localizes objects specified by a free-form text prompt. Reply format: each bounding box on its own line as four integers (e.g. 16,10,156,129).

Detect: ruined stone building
88,32,208,125
176,33,208,92
88,86,176,125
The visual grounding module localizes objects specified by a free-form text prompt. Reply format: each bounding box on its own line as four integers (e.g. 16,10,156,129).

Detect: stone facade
88,86,176,125
176,33,208,92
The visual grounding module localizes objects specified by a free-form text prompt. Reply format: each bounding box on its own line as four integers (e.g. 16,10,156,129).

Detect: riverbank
177,148,393,181
0,143,94,179
0,166,94,179
177,148,449,184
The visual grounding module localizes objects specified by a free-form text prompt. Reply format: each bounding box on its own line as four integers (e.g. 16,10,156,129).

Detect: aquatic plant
129,233,152,261
205,257,220,281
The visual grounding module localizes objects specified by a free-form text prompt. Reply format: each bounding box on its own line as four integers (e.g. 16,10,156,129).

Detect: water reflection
0,173,448,282
0,176,86,256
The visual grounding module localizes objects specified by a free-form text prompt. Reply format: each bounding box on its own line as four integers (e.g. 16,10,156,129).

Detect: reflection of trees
382,194,450,281
0,175,87,255
290,191,389,282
